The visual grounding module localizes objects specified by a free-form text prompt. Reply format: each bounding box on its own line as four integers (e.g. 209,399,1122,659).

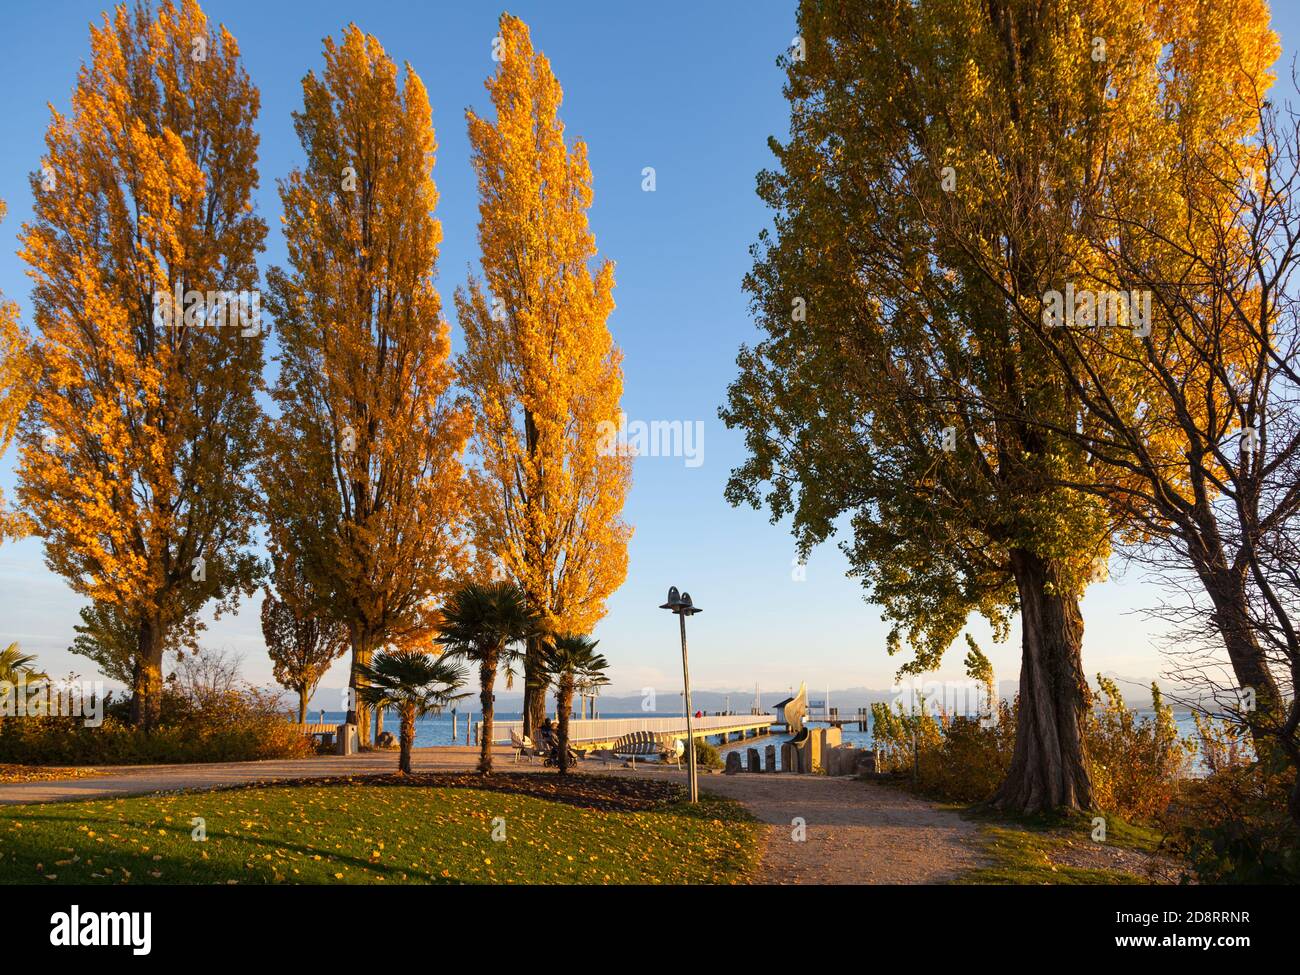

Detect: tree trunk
399,705,414,775
522,635,545,738
297,690,308,725
557,677,574,775
1196,562,1284,731
478,655,496,774
375,705,384,743
348,627,372,747
520,404,545,741
993,549,1093,813
130,616,164,732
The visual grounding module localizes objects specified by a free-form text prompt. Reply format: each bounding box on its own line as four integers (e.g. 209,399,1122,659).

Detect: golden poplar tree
0,200,38,545
18,0,266,729
263,25,470,745
457,14,632,735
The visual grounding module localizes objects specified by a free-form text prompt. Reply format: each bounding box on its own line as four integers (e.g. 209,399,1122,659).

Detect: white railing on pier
476,714,772,745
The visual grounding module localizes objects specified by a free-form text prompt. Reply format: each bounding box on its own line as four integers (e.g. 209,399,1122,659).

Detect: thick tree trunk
522,635,545,738
399,706,414,775
993,549,1093,813
375,705,384,742
297,691,308,724
348,627,373,747
478,656,496,774
130,616,164,732
557,679,574,775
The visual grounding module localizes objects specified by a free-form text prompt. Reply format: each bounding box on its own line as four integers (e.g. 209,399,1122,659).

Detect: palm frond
433,580,543,670
352,649,468,718
0,642,46,683
542,633,609,687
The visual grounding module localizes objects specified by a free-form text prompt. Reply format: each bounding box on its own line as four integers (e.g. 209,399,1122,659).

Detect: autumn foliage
263,25,471,745
457,14,631,734
0,200,37,546
17,0,266,729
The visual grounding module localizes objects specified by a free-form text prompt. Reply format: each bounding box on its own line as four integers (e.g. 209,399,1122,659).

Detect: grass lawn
0,773,763,885
957,825,1148,884
954,808,1175,885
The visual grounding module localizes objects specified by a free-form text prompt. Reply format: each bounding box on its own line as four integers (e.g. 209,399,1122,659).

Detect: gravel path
0,746,512,805
696,772,989,884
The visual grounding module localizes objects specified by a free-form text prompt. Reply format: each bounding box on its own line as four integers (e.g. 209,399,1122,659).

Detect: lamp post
660,586,702,803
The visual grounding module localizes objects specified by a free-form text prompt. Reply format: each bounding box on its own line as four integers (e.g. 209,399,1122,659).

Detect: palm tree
434,581,541,774
0,642,45,684
544,633,609,775
352,649,467,774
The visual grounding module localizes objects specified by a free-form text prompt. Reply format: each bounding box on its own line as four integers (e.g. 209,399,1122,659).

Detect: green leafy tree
721,0,1162,812
261,593,348,724
963,636,996,718
69,601,200,688
260,551,348,723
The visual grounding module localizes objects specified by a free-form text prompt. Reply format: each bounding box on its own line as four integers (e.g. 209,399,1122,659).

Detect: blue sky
2,1,1297,703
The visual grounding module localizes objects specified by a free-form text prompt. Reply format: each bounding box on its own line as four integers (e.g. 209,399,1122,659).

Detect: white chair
510,729,537,763
666,736,686,770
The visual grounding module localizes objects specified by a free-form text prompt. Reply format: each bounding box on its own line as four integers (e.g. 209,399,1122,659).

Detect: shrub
1193,712,1254,775
872,699,1015,802
684,738,723,770
870,700,944,775
0,685,311,766
1086,678,1194,822
871,679,1195,823
1162,758,1300,883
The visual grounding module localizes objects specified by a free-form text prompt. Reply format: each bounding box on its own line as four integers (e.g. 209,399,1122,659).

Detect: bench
287,722,356,755
612,731,684,769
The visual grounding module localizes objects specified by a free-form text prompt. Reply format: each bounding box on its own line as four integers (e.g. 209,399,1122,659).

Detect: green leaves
721,0,1116,674
433,580,542,669
351,649,468,718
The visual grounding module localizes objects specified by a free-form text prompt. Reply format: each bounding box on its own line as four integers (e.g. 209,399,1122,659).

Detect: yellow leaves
16,0,266,644
0,251,36,544
265,24,469,664
458,14,631,637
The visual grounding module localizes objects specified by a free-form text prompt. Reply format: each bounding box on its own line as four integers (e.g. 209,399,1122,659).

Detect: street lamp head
659,586,684,611
679,591,702,616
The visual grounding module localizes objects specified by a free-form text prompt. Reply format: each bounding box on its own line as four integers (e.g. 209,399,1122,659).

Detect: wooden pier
819,707,871,732
477,714,774,750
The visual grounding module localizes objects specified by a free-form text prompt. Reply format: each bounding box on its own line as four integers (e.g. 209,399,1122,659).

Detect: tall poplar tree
18,0,266,729
457,14,631,736
264,25,470,745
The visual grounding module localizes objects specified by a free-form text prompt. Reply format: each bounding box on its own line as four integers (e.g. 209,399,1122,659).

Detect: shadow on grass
255,771,688,813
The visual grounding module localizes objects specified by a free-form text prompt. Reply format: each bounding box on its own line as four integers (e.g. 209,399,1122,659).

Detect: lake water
317,710,1211,774
714,712,1210,773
